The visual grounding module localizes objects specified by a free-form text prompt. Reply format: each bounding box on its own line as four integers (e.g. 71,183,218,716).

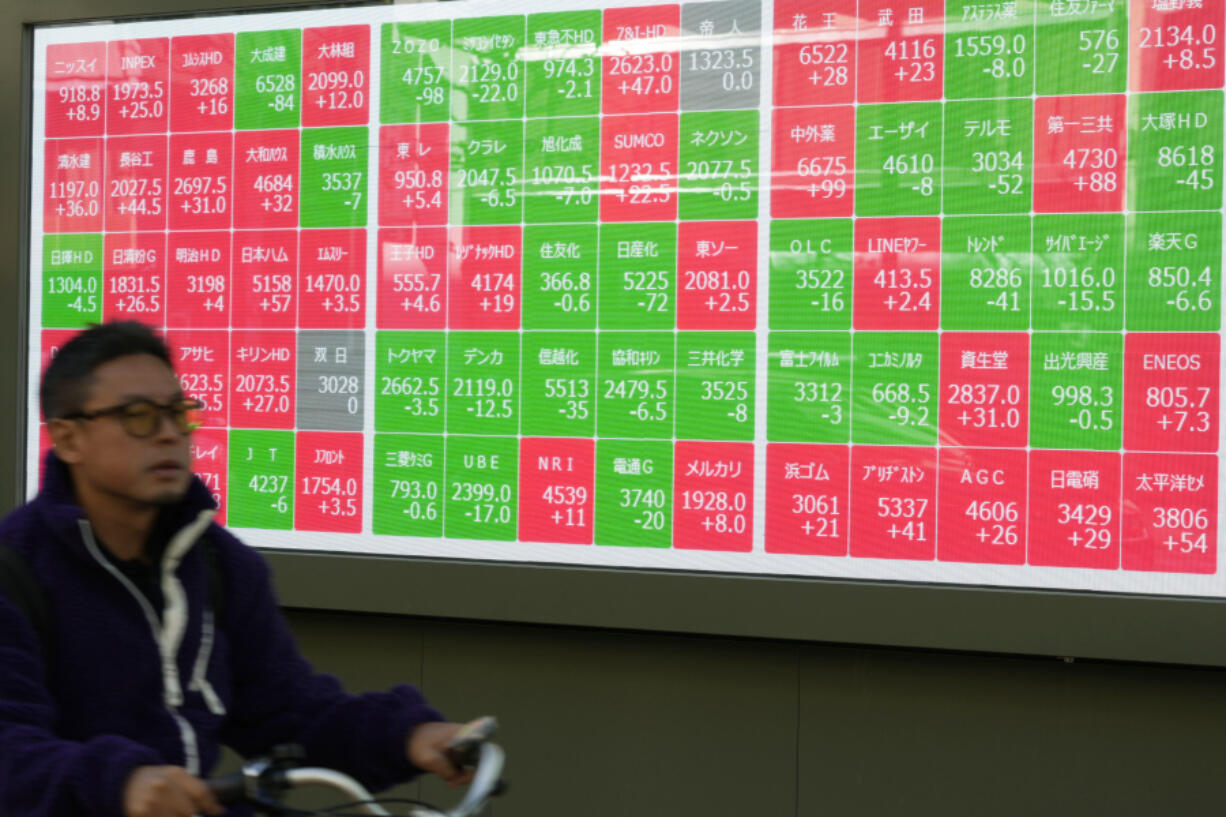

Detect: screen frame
5,0,1226,669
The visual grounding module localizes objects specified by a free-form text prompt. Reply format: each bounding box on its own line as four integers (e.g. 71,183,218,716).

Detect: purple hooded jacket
0,452,444,816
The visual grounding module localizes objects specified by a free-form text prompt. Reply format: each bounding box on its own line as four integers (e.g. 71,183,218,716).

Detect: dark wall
284,608,1226,816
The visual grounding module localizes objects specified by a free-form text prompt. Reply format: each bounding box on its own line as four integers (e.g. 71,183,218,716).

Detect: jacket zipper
78,517,214,775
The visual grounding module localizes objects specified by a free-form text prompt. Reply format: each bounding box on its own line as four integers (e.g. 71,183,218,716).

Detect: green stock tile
526,10,601,118
679,110,759,221
524,117,600,224
944,0,1035,100
227,430,295,529
1032,214,1123,331
444,435,519,541
452,15,526,122
381,21,452,124
851,332,939,446
372,434,444,537
451,118,524,225
42,234,102,328
1035,0,1126,95
522,224,598,329
942,98,1032,216
1126,212,1221,332
1128,91,1224,213
594,439,673,548
767,332,851,443
446,331,520,435
674,332,756,441
520,331,596,438
768,219,852,330
598,222,677,329
235,29,302,130
596,331,675,439
1029,332,1123,451
375,331,445,433
856,103,942,216
300,127,368,228
940,215,1031,330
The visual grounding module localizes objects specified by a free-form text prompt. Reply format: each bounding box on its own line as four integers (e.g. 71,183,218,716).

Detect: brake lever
444,716,499,769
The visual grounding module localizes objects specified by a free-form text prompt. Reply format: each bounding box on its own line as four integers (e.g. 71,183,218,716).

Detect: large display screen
26,0,1226,599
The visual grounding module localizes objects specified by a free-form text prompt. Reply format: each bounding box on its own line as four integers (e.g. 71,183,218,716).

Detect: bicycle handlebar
207,741,506,817
447,742,506,817
205,772,244,803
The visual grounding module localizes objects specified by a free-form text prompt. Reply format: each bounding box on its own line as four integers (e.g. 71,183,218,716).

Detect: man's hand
406,721,477,787
122,765,223,817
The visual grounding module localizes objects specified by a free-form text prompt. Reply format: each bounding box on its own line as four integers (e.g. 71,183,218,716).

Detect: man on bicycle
0,322,472,817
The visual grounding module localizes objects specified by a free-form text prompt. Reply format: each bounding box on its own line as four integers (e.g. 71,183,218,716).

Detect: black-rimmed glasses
62,398,205,438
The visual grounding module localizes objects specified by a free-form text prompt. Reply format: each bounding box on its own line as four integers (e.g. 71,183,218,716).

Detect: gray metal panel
411,617,799,816
265,550,1226,667
281,608,426,808
797,645,1226,816
276,607,1226,817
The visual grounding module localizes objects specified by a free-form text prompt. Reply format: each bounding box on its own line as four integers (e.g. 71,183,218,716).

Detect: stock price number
681,489,748,535
1146,386,1212,435
1154,506,1210,554
871,382,931,428
791,492,841,539
541,485,588,528
877,496,927,542
453,377,514,420
1051,384,1115,432
794,381,844,426
301,475,359,519
946,383,1022,430
620,486,667,532
382,375,441,418
538,270,592,314
390,478,439,522
452,481,513,526
964,500,1019,547
1056,503,1113,551
544,377,590,421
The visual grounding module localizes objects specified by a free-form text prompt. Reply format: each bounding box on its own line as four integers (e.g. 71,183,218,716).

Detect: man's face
50,353,193,508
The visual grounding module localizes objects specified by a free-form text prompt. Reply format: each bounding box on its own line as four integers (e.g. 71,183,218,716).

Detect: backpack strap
0,541,52,656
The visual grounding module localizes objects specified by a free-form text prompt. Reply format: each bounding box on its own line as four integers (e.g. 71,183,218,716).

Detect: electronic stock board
26,0,1226,602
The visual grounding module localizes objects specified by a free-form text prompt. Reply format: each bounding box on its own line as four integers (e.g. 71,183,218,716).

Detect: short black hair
41,321,174,420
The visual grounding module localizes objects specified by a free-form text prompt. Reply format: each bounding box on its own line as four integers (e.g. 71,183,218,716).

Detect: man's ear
47,418,85,465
